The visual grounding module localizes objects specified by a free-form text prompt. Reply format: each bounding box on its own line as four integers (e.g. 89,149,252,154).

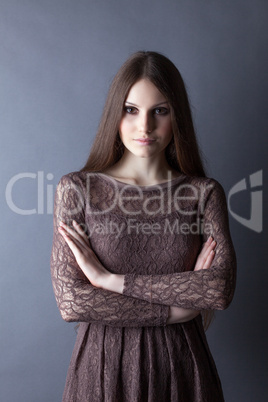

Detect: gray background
1,0,267,401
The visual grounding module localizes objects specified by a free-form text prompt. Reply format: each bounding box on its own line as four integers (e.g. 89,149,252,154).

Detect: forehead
125,79,167,106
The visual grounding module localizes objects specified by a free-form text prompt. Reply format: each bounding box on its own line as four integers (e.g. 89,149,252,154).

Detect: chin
135,152,156,158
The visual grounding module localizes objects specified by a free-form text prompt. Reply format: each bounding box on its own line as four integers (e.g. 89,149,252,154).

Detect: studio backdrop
1,1,267,401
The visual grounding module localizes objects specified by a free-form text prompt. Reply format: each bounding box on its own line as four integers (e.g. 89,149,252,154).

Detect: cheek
119,119,129,144
119,117,134,136
160,118,173,137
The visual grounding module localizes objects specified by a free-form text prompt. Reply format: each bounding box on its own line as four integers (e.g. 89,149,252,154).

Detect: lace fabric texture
50,171,236,402
50,173,170,327
122,176,237,310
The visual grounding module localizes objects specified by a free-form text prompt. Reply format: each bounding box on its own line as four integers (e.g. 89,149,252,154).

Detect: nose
138,112,154,134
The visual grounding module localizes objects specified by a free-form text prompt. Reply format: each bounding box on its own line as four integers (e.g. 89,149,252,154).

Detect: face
119,79,173,160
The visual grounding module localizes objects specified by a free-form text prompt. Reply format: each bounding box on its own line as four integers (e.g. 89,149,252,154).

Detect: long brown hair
81,50,206,176
81,51,213,330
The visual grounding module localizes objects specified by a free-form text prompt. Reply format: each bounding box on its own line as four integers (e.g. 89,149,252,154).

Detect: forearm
101,274,200,324
102,273,125,293
54,282,169,327
122,266,236,310
51,245,170,327
103,268,235,311
166,306,200,324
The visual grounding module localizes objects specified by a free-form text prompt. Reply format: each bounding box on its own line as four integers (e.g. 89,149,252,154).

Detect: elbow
55,290,82,322
216,293,234,310
57,303,79,323
60,310,76,322
213,268,236,310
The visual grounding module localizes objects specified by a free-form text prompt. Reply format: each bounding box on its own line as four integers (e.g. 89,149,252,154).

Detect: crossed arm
51,174,236,327
59,219,217,324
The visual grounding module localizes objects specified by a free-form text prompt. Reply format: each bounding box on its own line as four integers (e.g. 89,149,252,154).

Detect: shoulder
180,175,227,205
184,175,225,192
54,172,88,203
56,170,105,197
57,170,91,189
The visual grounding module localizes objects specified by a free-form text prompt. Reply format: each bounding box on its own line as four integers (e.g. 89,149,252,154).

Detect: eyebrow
124,101,169,108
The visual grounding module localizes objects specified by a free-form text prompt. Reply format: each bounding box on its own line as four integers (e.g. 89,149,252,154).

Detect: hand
194,235,216,271
58,220,111,288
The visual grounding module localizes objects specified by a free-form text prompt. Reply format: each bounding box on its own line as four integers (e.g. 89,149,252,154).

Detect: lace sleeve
122,179,237,310
50,174,169,327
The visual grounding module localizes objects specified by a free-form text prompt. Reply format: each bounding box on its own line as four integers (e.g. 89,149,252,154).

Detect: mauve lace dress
50,171,236,402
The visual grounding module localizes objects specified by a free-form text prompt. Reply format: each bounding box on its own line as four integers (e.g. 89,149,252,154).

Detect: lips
134,138,156,144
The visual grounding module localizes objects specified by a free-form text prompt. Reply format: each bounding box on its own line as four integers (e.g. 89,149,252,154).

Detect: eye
154,107,169,115
124,106,138,114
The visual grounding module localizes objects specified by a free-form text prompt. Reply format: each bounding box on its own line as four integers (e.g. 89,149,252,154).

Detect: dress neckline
95,172,186,190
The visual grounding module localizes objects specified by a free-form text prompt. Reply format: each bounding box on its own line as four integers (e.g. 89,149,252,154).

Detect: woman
51,51,237,401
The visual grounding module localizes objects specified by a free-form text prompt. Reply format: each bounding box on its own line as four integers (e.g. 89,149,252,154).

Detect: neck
109,150,178,184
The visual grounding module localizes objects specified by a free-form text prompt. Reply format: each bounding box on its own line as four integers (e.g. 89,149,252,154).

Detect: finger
68,221,91,247
58,225,80,246
205,235,213,245
202,249,216,270
59,227,84,257
72,220,91,243
201,235,213,250
201,239,216,261
199,238,212,256
59,228,100,277
194,239,217,271
59,221,89,249
59,225,96,265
